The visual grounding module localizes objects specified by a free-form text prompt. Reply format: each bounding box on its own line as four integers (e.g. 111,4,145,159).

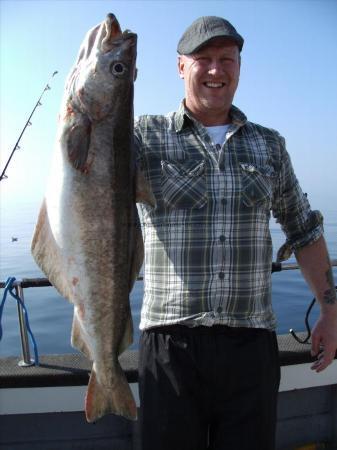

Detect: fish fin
71,313,92,359
85,366,137,423
135,168,156,207
31,199,72,300
65,112,92,172
118,312,133,356
128,208,144,291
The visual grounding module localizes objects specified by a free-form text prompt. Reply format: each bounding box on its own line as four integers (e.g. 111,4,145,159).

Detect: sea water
0,197,336,358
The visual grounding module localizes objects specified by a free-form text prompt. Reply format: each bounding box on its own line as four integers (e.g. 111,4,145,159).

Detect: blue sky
1,0,336,213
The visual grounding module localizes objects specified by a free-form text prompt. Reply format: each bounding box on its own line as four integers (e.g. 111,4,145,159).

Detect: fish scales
31,13,143,422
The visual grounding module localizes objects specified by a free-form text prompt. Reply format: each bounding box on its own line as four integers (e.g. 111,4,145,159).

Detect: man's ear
177,56,185,79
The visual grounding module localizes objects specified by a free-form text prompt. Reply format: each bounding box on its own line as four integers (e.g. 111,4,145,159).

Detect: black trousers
138,325,280,450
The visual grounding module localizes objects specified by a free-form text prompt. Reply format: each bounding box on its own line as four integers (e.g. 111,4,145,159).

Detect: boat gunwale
1,334,336,390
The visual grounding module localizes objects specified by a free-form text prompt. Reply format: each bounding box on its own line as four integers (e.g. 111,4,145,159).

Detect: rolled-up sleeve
272,135,324,252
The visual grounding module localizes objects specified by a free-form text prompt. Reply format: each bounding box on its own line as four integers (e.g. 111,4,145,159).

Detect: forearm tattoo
323,258,337,305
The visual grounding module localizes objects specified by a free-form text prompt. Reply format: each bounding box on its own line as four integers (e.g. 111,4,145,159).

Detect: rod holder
15,284,35,367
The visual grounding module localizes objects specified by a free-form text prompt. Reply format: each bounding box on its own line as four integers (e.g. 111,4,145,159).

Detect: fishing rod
0,71,58,182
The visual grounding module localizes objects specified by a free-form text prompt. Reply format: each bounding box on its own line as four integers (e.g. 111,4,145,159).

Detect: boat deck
1,333,337,449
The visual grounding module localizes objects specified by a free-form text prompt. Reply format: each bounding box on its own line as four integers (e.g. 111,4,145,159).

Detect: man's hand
310,313,337,372
295,236,337,372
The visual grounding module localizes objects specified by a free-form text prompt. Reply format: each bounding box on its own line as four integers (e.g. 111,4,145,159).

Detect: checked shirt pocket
240,163,275,207
161,159,207,209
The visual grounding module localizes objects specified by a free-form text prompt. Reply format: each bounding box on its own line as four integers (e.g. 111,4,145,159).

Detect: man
134,16,337,450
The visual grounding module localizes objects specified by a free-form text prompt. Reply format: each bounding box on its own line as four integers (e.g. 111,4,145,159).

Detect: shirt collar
174,100,247,132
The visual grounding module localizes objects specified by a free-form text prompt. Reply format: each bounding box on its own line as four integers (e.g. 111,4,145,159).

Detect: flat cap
177,16,244,55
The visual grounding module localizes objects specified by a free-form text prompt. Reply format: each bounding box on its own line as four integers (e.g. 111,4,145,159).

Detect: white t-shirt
205,125,230,147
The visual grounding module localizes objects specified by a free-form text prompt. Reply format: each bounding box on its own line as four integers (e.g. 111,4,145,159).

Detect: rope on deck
0,277,39,365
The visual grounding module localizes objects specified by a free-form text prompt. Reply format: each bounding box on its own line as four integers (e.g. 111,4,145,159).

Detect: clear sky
1,0,336,213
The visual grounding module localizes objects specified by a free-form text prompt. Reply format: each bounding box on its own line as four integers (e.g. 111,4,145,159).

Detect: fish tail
85,367,137,423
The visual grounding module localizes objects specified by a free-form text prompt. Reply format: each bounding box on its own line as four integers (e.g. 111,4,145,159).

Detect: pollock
31,13,152,422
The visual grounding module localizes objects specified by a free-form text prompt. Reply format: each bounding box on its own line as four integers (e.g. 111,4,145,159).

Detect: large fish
31,13,152,422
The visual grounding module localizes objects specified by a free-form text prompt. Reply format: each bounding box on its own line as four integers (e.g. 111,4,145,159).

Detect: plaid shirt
134,102,323,331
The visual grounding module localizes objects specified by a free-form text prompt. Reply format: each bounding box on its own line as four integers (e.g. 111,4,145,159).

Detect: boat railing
1,259,336,367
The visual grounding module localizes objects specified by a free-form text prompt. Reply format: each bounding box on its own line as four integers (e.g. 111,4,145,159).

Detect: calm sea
0,197,336,358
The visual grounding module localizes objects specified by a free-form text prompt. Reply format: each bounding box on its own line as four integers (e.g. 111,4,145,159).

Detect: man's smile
203,82,225,88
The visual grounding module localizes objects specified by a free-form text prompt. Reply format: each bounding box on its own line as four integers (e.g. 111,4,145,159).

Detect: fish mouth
105,13,137,41
122,30,137,45
105,13,122,37
102,14,137,52
110,31,137,49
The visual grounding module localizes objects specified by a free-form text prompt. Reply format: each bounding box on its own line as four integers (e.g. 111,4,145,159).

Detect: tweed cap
177,16,244,55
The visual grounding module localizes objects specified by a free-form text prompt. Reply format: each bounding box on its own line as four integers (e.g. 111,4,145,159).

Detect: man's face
178,38,241,124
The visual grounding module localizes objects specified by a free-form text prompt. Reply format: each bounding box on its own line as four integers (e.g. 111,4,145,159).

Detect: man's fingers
310,348,335,372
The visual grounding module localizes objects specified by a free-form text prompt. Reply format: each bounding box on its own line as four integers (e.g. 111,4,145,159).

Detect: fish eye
111,62,127,76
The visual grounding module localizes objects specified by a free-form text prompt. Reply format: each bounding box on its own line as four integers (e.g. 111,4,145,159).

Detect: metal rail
1,259,336,367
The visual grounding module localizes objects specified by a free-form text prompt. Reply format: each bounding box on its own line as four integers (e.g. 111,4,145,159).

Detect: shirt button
219,235,226,242
218,272,224,279
216,306,223,314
